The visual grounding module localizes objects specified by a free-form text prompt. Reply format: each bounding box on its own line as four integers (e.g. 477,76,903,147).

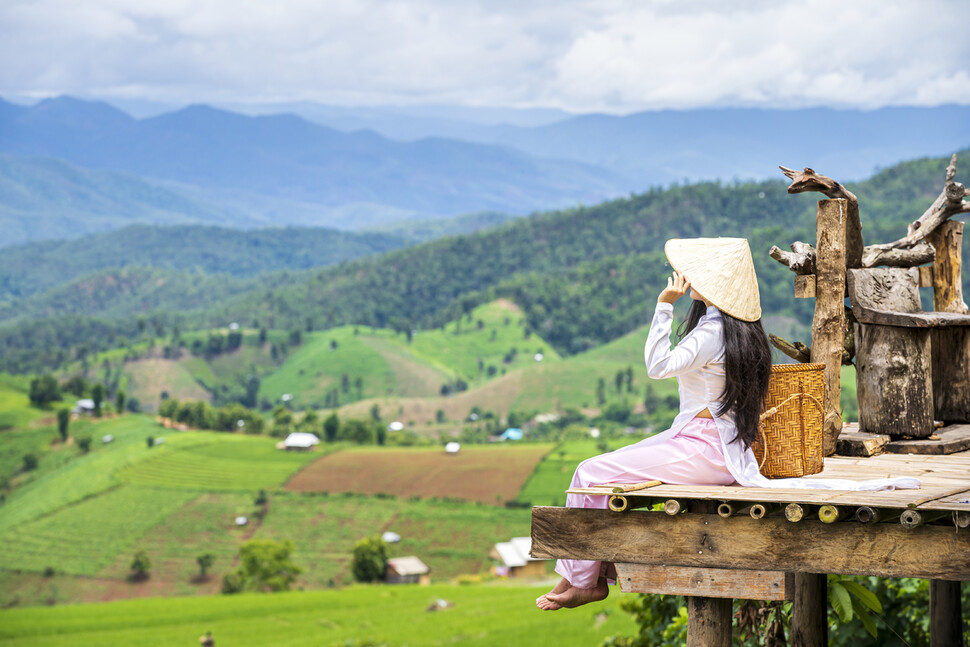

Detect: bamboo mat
566,449,970,511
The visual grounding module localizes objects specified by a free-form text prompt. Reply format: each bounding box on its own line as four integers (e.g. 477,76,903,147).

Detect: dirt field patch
284,444,552,504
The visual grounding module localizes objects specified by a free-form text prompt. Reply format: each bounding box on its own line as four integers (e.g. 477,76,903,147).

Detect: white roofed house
385,556,430,585
281,432,319,451
490,537,546,578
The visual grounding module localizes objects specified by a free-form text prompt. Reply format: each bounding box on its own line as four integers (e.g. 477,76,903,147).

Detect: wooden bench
848,267,970,437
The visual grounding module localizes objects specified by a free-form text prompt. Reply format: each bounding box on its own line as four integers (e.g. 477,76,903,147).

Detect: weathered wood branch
871,154,970,252
769,334,811,363
780,166,863,268
769,305,856,366
861,240,936,268
769,242,816,275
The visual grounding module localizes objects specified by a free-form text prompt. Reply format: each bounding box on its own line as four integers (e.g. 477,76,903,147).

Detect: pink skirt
555,417,734,588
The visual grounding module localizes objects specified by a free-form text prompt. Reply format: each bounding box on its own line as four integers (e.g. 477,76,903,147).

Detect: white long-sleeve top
642,301,919,491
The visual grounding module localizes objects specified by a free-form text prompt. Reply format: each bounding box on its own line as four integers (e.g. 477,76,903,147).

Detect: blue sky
2,0,968,113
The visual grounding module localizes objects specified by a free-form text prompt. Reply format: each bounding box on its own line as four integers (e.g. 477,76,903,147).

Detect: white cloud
1,0,967,112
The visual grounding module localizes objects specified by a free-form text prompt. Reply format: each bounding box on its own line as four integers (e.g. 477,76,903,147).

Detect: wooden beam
687,596,732,647
794,274,817,298
929,580,963,647
812,199,847,455
616,563,794,601
792,573,827,647
531,507,970,580
919,265,935,288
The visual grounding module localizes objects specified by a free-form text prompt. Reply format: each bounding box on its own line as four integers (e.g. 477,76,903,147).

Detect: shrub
129,550,151,581
22,454,38,471
77,437,92,453
352,536,388,583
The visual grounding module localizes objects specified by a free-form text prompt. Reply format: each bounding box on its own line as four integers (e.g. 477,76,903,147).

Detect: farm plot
0,484,194,575
284,444,553,504
117,434,320,491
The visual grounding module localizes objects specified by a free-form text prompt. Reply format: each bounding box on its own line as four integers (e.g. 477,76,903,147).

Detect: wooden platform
566,449,970,512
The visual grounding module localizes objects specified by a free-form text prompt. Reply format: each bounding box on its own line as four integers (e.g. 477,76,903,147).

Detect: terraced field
117,434,320,491
0,484,195,574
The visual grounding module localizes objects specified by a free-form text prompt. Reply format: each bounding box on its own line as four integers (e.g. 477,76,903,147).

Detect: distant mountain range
0,97,623,235
1,96,967,247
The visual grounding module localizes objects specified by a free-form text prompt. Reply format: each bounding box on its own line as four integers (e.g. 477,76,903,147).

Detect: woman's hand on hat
658,271,690,304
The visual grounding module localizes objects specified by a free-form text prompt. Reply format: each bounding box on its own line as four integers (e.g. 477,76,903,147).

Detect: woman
536,237,918,611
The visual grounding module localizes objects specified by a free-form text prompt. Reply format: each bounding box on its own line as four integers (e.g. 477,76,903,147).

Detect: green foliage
603,594,687,647
323,412,339,443
76,436,91,453
129,550,151,580
90,384,104,417
224,538,301,593
21,453,38,471
115,389,126,414
56,408,70,442
28,374,61,408
196,553,215,578
351,536,388,583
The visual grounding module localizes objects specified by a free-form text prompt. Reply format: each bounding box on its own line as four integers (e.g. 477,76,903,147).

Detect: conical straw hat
664,237,762,322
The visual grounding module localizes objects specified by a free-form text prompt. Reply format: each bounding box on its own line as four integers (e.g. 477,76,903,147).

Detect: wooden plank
919,265,934,288
836,430,890,457
616,563,793,601
920,490,970,512
531,507,970,580
812,199,847,456
794,274,816,299
885,424,970,455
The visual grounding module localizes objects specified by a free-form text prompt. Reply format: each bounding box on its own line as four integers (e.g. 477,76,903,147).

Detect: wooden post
927,220,968,314
792,573,828,647
929,580,964,647
811,199,847,455
687,596,732,647
929,220,970,423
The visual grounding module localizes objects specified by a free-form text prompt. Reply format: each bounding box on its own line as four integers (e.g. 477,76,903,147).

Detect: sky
2,0,969,114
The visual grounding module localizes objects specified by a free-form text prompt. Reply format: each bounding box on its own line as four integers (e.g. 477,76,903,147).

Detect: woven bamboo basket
751,363,825,478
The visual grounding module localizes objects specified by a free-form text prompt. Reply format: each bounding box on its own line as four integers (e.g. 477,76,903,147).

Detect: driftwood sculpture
769,153,970,362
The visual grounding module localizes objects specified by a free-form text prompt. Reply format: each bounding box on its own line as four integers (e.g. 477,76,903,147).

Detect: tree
370,403,381,422
323,412,339,443
129,550,151,581
352,536,388,583
28,374,61,408
91,383,105,417
596,378,606,406
197,553,215,579
22,453,38,471
340,419,375,444
115,389,126,414
56,408,70,442
223,539,301,593
77,436,92,453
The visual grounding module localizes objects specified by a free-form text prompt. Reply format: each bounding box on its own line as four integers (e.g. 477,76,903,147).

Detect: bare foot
535,578,571,610
543,579,609,609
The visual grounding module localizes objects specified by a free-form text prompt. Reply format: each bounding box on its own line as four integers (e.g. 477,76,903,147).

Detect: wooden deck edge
531,507,970,581
885,424,970,455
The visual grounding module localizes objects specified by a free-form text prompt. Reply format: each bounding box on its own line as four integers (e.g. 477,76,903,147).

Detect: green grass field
0,484,196,575
0,583,637,647
117,432,321,491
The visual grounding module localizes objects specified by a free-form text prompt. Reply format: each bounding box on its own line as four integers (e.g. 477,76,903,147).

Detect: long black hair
679,300,771,448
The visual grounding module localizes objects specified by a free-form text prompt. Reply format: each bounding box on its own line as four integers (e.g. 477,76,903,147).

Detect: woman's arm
644,303,722,379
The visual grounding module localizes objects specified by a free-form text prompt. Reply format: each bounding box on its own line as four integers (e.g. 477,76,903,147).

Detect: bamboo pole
664,499,684,515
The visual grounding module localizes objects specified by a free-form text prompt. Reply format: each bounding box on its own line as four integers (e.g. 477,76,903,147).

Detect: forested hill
1,149,966,373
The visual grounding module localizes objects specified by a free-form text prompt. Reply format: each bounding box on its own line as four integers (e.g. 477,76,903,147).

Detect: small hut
282,432,319,451
491,537,545,578
385,556,430,585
